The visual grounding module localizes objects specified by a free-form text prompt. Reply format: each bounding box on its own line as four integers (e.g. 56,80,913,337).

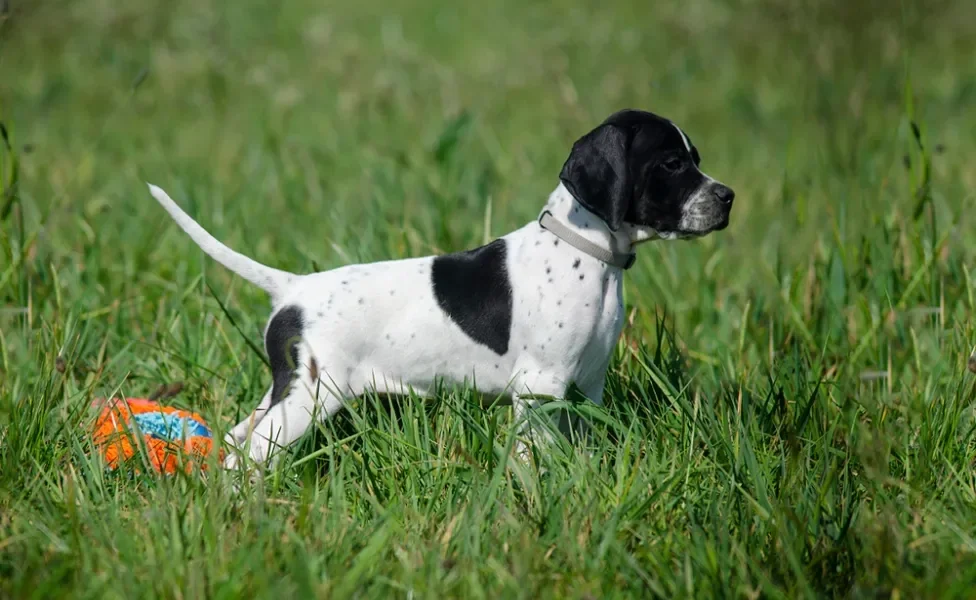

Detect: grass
3,0,976,597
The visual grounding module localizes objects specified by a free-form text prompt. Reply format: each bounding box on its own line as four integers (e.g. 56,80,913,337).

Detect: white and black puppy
146,109,734,470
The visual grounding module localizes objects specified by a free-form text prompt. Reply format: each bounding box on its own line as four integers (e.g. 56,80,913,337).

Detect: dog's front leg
568,374,608,450
510,373,571,461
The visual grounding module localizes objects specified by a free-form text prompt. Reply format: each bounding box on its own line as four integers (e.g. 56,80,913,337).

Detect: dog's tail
147,183,294,300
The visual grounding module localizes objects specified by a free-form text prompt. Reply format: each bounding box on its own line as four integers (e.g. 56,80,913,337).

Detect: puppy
146,109,734,470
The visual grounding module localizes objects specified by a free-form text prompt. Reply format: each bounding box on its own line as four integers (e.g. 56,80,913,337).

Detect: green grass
3,0,976,597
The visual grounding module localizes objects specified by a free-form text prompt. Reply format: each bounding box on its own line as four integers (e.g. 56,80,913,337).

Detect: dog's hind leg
224,370,347,469
227,385,273,445
224,304,348,470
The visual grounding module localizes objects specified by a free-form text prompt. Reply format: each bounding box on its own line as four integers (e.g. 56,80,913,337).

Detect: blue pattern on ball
131,412,212,441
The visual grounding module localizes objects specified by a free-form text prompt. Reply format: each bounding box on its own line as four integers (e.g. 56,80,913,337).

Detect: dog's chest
573,269,625,383
510,228,625,385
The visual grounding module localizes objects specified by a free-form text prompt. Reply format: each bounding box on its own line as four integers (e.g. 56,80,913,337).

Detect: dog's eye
662,157,683,172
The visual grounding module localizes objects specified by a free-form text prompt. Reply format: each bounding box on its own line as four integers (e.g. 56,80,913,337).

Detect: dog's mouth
672,209,730,238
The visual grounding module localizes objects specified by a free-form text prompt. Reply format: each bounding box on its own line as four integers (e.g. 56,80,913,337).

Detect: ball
92,397,222,474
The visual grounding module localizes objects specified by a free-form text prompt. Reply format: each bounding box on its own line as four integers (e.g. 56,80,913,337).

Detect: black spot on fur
579,274,585,280
553,239,559,247
572,258,581,269
545,267,551,275
266,306,303,407
358,298,364,304
432,238,513,355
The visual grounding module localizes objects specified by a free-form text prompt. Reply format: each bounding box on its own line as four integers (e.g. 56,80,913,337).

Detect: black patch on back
266,305,304,406
431,239,513,355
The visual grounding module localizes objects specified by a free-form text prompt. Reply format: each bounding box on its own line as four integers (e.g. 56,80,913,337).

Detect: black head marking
559,109,714,234
431,238,513,355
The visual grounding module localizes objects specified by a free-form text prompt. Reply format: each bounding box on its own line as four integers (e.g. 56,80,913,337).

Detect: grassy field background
3,0,976,597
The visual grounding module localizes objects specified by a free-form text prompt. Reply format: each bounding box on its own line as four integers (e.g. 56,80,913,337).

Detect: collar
537,210,636,270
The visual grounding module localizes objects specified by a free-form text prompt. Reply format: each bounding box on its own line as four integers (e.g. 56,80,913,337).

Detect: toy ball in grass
92,397,222,474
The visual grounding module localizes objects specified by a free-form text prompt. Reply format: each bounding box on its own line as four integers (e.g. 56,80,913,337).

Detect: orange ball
92,397,222,474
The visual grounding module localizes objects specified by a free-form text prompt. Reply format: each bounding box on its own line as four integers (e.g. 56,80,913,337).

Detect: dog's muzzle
678,182,734,235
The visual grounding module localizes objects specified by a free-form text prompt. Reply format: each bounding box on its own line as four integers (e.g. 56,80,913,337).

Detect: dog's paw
221,433,248,471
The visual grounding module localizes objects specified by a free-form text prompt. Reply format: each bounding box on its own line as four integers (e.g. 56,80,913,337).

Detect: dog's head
559,109,734,242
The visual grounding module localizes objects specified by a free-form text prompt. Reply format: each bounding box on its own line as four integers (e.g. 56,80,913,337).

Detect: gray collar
537,210,636,270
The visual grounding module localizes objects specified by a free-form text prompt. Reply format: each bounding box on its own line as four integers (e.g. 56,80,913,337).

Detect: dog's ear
559,122,633,231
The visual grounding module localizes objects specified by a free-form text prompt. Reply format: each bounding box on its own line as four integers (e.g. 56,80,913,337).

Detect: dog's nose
713,184,735,206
